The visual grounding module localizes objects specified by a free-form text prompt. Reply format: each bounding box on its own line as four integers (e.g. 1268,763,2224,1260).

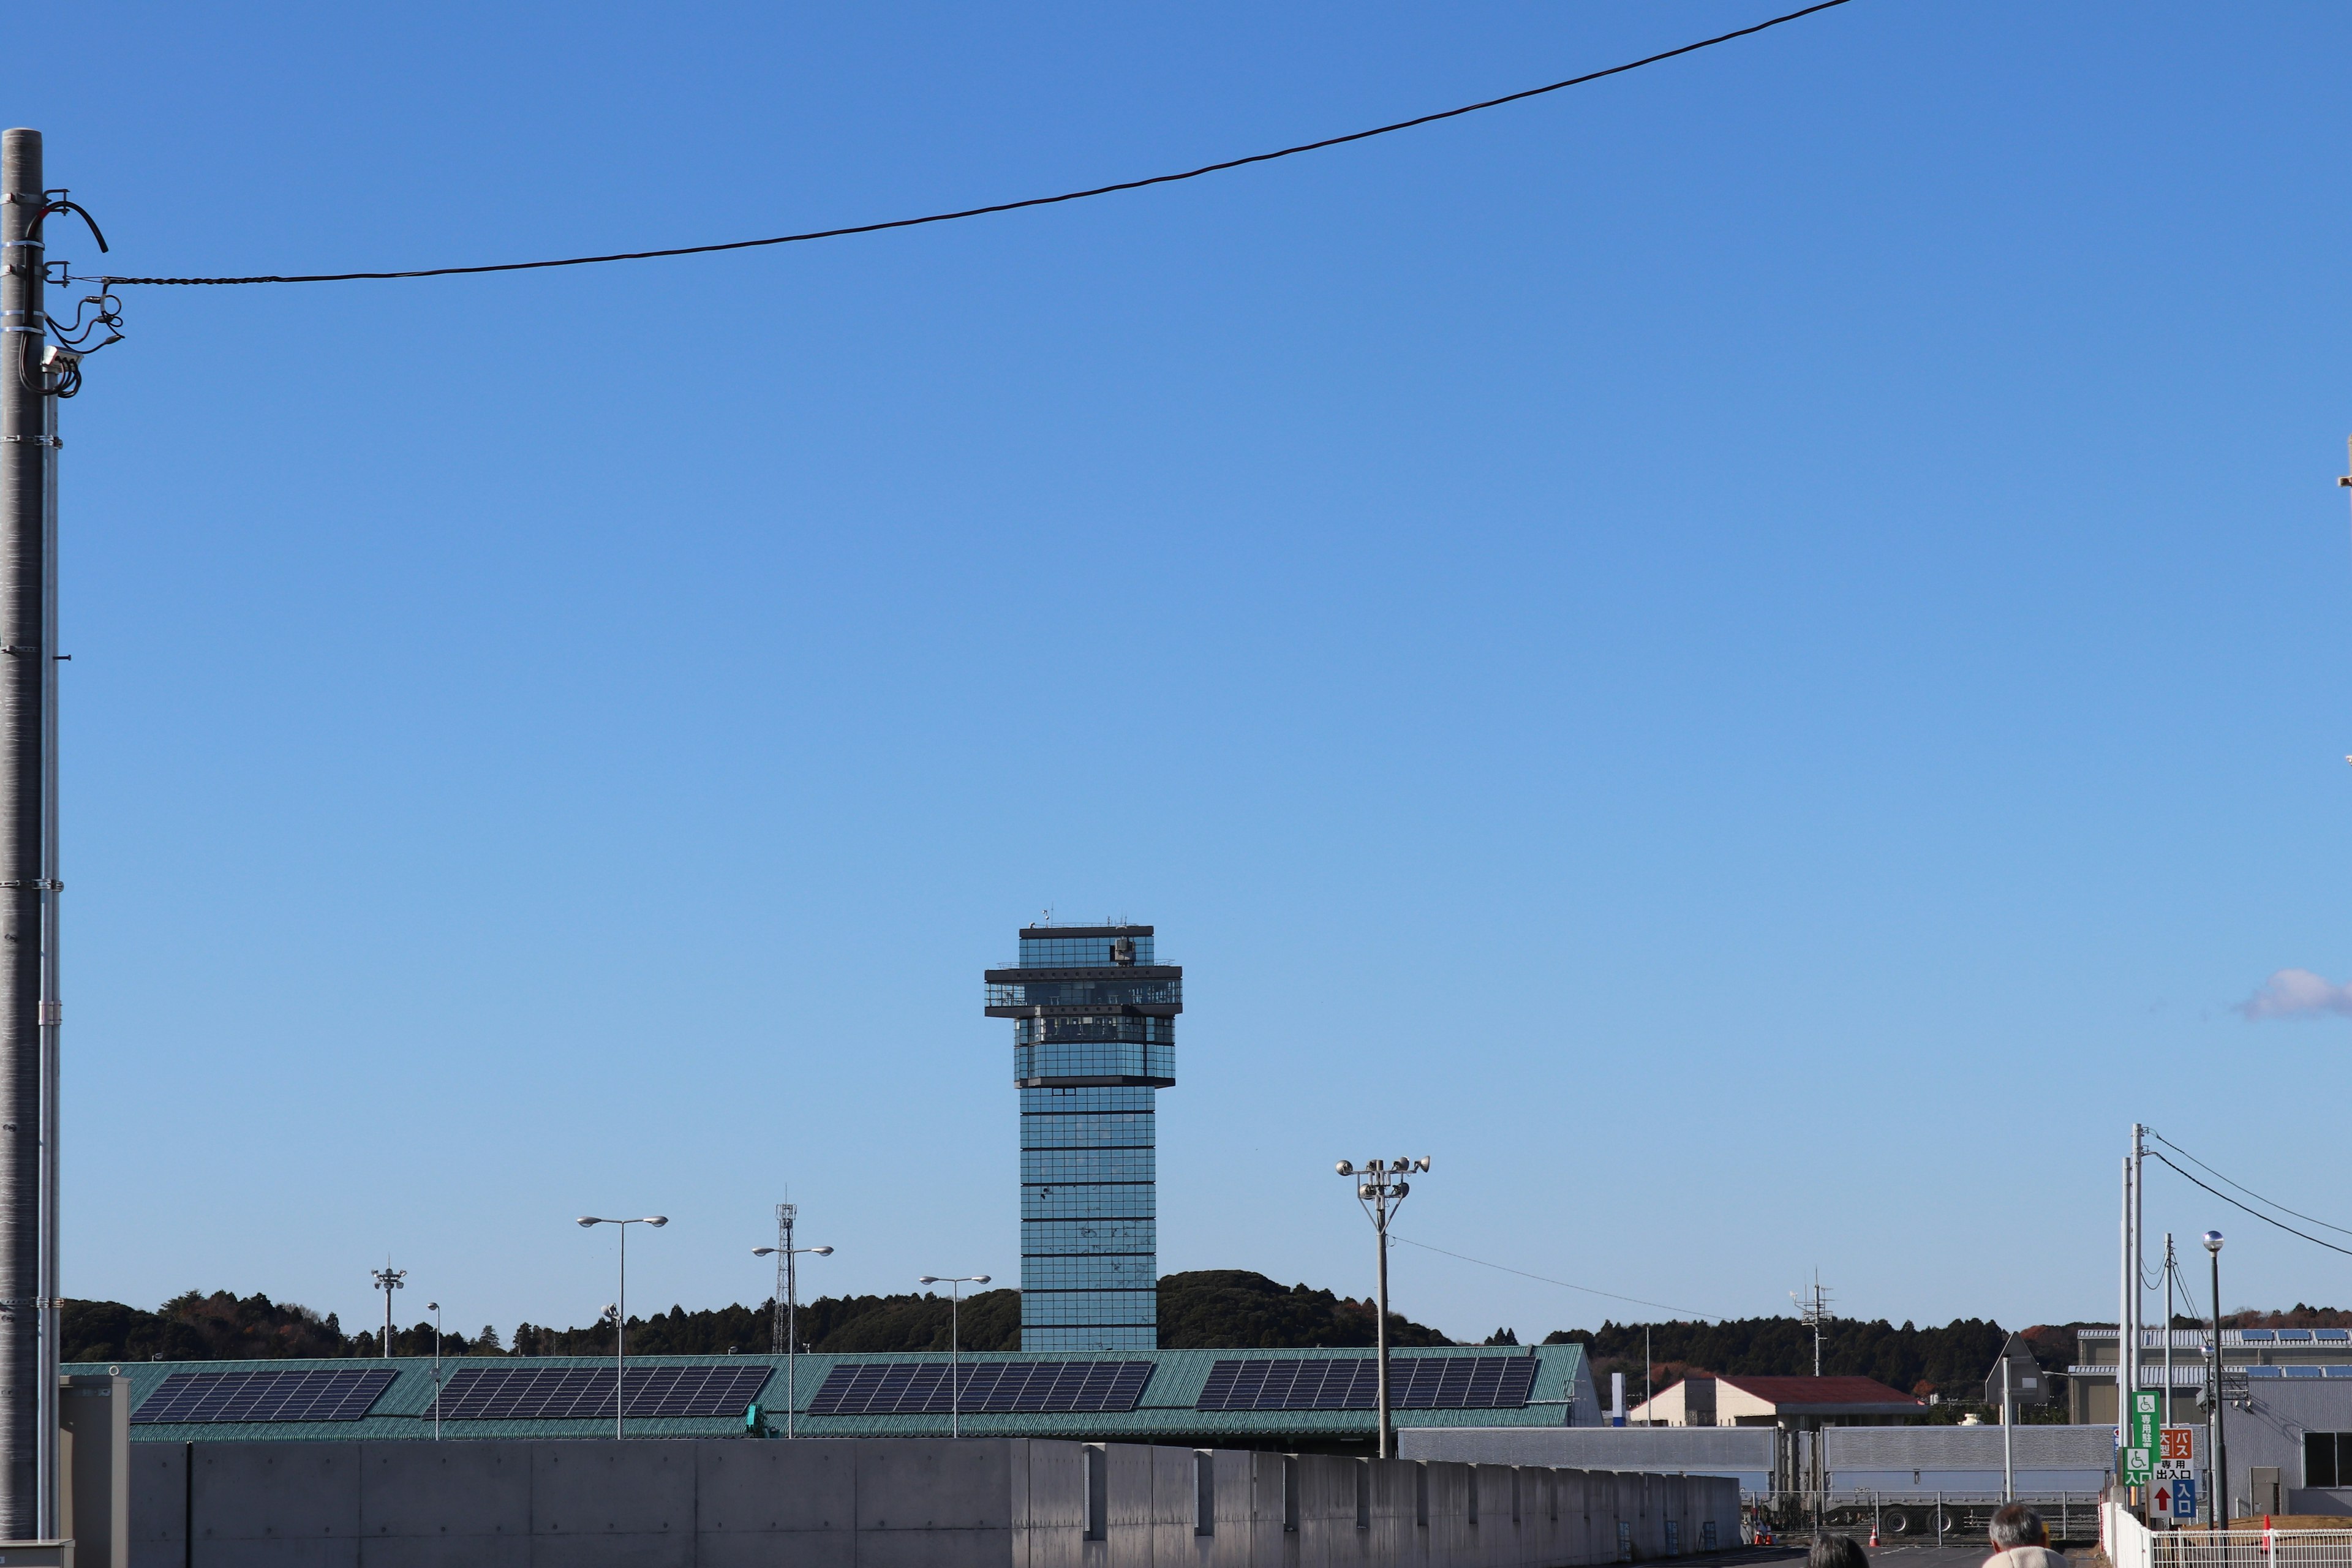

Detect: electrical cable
2147,1128,2352,1241
102,0,1855,288
1388,1234,1725,1321
2146,1150,2352,1261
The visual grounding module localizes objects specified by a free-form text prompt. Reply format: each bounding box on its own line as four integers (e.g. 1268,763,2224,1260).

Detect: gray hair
1989,1504,2046,1549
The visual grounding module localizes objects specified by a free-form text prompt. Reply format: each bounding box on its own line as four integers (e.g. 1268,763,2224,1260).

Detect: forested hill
59,1270,1451,1363
1539,1316,2075,1411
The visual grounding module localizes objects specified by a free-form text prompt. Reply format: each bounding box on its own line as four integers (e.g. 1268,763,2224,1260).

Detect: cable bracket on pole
0,881,61,892
0,436,58,448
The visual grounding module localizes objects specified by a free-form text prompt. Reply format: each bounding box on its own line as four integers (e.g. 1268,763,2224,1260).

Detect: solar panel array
809,1360,1155,1416
1194,1357,1537,1412
132,1368,398,1425
432,1364,772,1421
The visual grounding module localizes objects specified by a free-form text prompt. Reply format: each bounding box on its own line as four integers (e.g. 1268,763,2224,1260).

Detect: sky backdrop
13,0,2352,1348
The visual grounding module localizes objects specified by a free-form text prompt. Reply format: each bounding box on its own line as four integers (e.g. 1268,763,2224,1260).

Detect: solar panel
431,1364,771,1421
2241,1330,2277,1343
2245,1365,2283,1379
1194,1357,1537,1412
2318,1330,2350,1343
132,1368,396,1425
2285,1366,2323,1379
2280,1330,2315,1343
807,1360,1154,1416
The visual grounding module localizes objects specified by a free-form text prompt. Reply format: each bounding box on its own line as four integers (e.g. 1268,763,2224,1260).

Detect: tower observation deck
984,924,1180,1352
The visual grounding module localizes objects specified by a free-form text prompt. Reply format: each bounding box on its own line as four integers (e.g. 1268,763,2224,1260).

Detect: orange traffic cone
1869,1528,1880,1547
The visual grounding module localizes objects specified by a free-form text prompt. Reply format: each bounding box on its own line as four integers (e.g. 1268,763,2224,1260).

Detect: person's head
1989,1504,2047,1550
1809,1533,1869,1568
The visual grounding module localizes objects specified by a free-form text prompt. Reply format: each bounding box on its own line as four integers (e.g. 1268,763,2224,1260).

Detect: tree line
59,1270,1450,1364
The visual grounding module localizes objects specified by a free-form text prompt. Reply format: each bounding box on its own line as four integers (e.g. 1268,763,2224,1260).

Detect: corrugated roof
70,1342,1589,1444
1714,1374,1923,1408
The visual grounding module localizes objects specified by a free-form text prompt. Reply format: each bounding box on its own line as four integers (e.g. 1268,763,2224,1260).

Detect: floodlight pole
1336,1156,1433,1460
370,1264,406,1358
918,1275,990,1439
755,1218,832,1438
427,1302,442,1441
579,1216,668,1439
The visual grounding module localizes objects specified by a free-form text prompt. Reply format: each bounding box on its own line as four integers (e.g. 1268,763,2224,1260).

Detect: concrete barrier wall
122,1438,1740,1568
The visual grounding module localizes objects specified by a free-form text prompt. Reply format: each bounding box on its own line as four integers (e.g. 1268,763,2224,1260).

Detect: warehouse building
67,1341,1600,1455
2069,1326,2352,1424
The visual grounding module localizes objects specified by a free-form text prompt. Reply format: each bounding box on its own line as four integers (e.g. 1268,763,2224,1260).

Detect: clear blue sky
15,1,2352,1348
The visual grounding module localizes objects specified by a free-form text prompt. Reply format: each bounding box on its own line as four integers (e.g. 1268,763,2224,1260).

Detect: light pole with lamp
426,1301,443,1441
2204,1230,2228,1529
917,1275,990,1438
1335,1156,1432,1460
577,1216,668,1439
370,1264,407,1359
753,1235,834,1437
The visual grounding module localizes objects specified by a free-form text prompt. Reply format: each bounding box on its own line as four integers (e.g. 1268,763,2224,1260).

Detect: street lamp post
1335,1156,1433,1460
753,1237,834,1438
917,1275,991,1438
577,1216,668,1439
426,1301,443,1441
369,1264,407,1359
2204,1230,2227,1529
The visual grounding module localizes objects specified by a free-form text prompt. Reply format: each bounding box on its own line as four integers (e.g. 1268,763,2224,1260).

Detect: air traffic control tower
985,924,1181,1352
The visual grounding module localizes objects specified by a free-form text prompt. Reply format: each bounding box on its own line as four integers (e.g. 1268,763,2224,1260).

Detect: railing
2153,1529,2352,1568
1747,1491,2100,1545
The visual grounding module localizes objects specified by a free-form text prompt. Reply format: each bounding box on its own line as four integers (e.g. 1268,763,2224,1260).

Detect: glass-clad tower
984,924,1181,1351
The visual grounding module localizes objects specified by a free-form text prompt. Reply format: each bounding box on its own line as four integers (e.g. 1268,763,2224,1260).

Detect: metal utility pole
0,124,51,1547
2001,1357,2014,1502
1335,1156,1431,1460
2163,1234,2177,1429
2204,1231,2228,1528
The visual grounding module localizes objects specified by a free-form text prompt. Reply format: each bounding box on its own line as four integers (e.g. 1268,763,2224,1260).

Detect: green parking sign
2124,1390,2159,1485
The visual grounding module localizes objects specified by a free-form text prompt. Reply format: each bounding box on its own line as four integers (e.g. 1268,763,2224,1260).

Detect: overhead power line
1389,1234,1724,1321
105,0,1855,288
2146,1150,2352,1261
2147,1127,2352,1242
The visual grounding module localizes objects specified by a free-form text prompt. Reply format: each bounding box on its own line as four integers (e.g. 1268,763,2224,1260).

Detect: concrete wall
120,1438,1741,1568
1402,1428,1774,1493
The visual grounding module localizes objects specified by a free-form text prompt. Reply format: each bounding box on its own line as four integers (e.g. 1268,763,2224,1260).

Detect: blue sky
15,1,2352,1347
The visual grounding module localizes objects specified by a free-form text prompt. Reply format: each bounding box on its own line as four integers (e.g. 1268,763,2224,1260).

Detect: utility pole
1793,1273,1831,1376
0,126,55,1545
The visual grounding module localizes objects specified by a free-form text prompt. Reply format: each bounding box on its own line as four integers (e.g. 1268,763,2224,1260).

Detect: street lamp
426,1302,443,1441
917,1275,991,1438
369,1263,407,1359
1335,1156,1432,1460
577,1216,668,1439
753,1236,834,1438
2204,1230,2228,1528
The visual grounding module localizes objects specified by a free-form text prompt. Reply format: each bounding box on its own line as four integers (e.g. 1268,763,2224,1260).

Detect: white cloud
2237,968,2352,1020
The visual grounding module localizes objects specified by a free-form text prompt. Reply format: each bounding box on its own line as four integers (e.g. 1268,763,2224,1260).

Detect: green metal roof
68,1341,1590,1444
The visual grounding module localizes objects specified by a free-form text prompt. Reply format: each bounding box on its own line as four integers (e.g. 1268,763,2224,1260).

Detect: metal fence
2152,1532,2352,1568
1746,1491,2101,1545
